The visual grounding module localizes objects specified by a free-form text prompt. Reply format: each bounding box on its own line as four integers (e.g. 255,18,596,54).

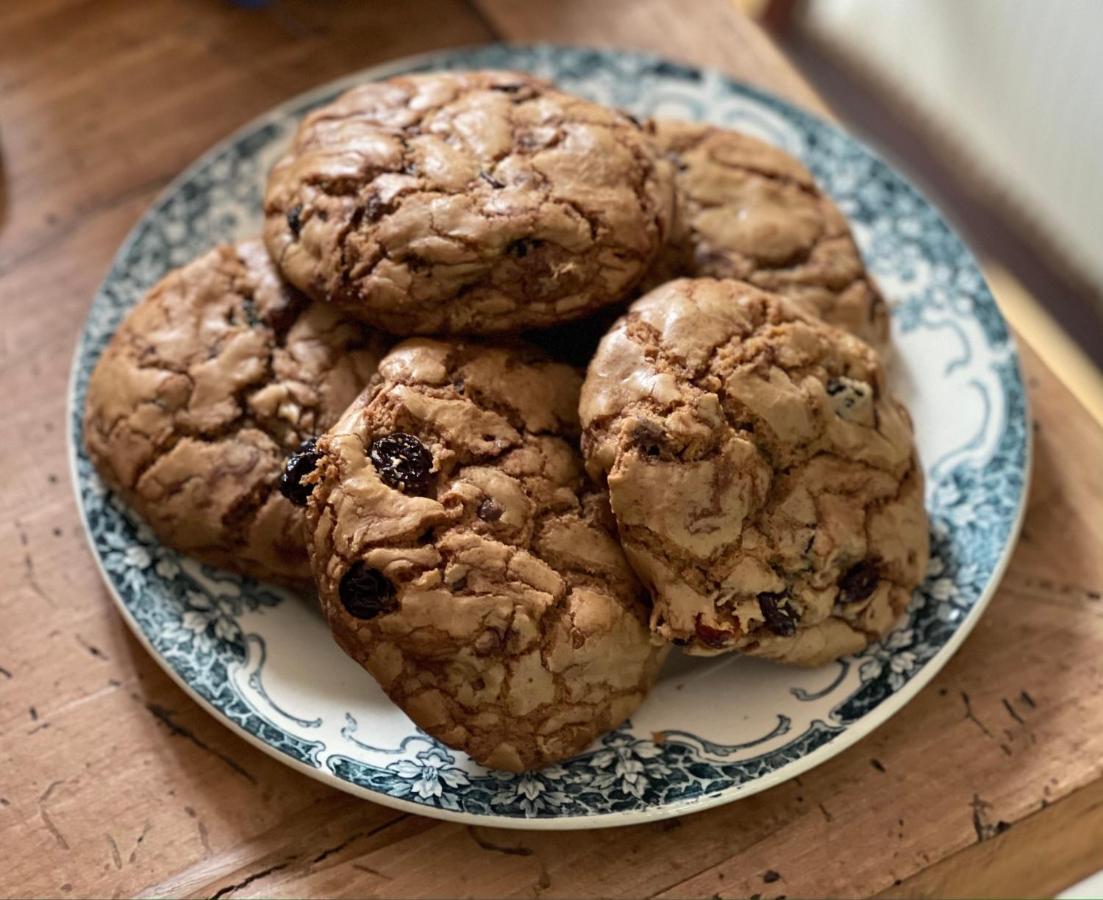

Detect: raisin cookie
84,241,387,587
297,338,666,771
580,278,927,666
264,70,674,335
649,120,889,349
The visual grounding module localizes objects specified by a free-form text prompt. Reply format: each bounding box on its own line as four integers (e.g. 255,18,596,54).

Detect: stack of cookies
85,71,928,773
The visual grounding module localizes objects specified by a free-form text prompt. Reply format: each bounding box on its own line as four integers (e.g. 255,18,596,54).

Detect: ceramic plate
69,44,1030,829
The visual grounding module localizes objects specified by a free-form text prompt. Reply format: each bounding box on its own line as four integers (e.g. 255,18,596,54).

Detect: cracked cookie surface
649,120,889,349
264,70,675,335
83,240,387,587
304,338,666,771
580,278,927,665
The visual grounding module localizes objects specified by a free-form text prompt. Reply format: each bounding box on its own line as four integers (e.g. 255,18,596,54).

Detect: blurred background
746,0,1103,420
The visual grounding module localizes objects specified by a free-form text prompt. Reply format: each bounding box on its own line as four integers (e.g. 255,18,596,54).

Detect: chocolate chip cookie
580,278,927,666
83,241,387,587
650,120,889,349
301,338,666,771
264,70,675,335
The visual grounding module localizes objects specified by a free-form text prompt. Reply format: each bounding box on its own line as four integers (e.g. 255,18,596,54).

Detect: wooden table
2,1,1102,897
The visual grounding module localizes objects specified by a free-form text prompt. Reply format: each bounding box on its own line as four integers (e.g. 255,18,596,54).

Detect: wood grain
1,1,1101,898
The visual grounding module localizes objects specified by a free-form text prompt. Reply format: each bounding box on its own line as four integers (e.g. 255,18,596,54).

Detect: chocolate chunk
278,438,321,507
838,561,880,604
758,591,798,637
369,432,433,494
339,562,397,620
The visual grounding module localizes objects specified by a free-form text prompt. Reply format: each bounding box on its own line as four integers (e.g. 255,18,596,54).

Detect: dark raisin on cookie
476,498,503,522
365,192,385,221
632,421,667,460
240,297,261,328
694,618,732,649
838,561,880,604
479,171,504,189
279,438,321,507
339,562,397,620
369,432,433,494
758,591,799,637
507,238,540,258
286,204,303,238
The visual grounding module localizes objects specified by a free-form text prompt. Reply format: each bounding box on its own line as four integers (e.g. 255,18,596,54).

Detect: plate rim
67,41,1033,830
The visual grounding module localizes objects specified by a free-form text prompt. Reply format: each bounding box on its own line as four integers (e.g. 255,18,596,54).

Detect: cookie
83,241,388,587
264,70,675,335
650,120,889,349
580,278,928,666
300,338,666,771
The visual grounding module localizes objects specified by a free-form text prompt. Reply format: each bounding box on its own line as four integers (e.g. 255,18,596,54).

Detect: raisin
490,82,523,93
479,171,504,189
758,591,798,637
338,562,396,620
632,421,667,460
240,297,261,328
279,438,321,507
286,204,303,238
474,628,503,656
507,238,539,258
825,378,845,396
369,433,433,494
838,561,880,604
365,193,385,221
623,111,643,128
476,498,503,522
694,618,731,649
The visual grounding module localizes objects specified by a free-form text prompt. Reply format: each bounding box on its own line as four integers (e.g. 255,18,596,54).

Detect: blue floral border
70,44,1028,822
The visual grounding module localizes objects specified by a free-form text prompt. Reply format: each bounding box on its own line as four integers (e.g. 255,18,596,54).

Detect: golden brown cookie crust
83,240,387,587
649,120,889,349
580,278,928,666
304,339,666,771
264,71,675,335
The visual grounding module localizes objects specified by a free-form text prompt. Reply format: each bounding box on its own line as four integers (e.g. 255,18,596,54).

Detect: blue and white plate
69,44,1030,829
